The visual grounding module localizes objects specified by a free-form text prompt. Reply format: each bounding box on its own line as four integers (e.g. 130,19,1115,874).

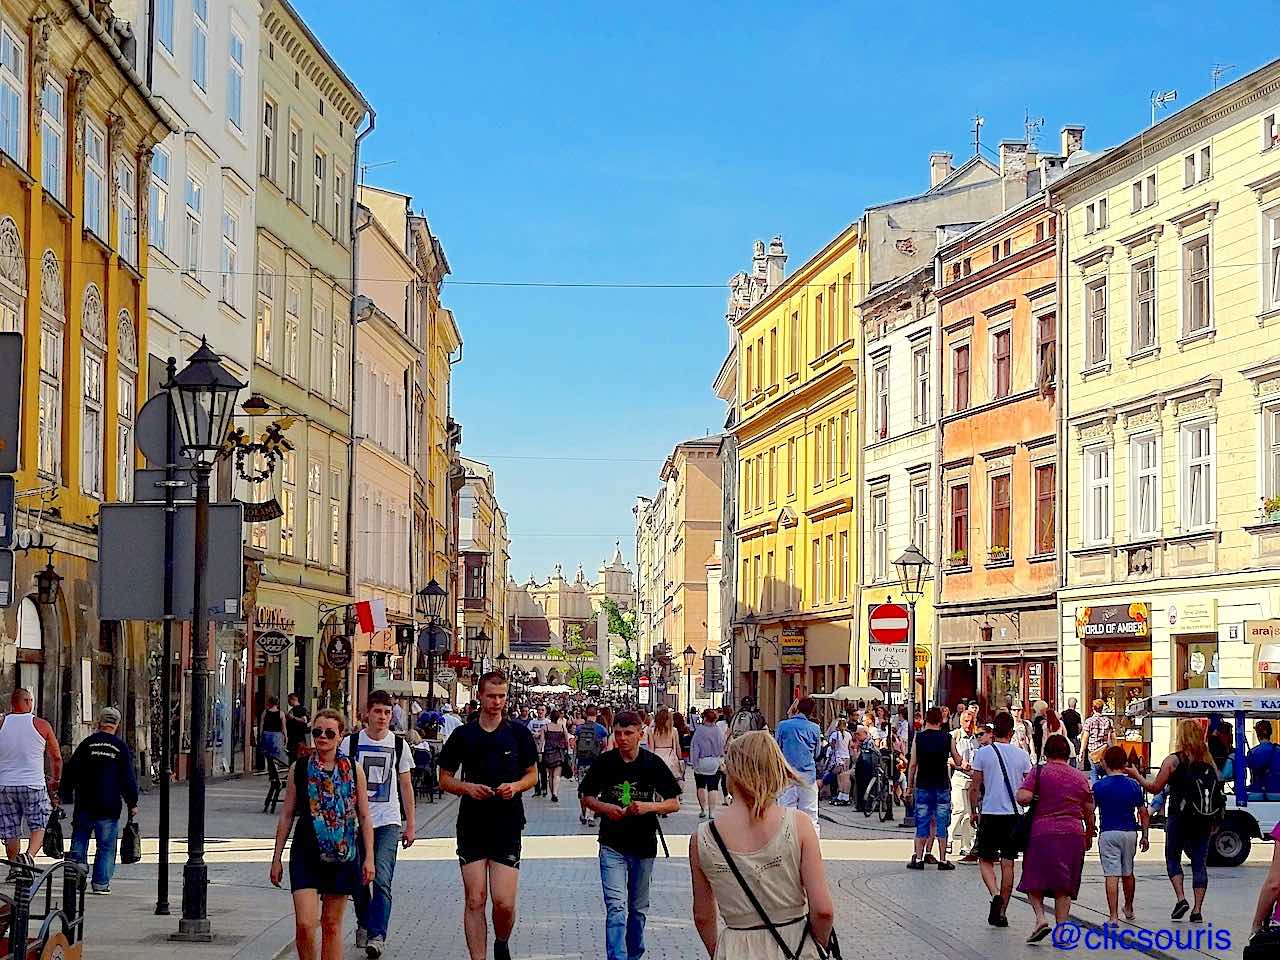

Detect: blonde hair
1173,718,1212,765
724,731,799,819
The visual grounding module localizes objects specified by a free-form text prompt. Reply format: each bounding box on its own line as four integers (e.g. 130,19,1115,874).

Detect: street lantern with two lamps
893,543,932,829
417,578,448,710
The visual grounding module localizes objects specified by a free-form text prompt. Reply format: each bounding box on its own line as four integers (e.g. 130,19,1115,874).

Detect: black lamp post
683,644,696,714
474,629,492,679
167,338,244,942
417,579,447,710
395,627,413,683
893,543,932,830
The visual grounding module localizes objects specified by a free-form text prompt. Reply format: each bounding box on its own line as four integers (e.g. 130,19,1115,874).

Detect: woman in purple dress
1016,733,1096,943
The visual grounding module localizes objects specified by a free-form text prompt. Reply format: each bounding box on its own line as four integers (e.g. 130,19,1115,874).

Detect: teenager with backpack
342,690,415,958
727,697,765,741
1128,719,1224,924
575,707,608,827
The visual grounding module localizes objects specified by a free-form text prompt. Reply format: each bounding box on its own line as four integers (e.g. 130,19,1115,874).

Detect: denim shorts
913,786,952,839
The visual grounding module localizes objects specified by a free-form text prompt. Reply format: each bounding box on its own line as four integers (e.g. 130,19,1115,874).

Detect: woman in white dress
690,732,835,959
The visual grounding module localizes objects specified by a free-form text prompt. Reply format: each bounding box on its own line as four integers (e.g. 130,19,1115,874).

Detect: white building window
1265,114,1280,152
912,346,929,425
1183,234,1211,335
288,122,301,201
1131,257,1156,352
1130,434,1159,538
872,491,888,581
311,301,328,395
333,169,345,240
312,150,326,226
279,452,295,556
1086,277,1108,367
329,467,342,568
1183,144,1211,187
1267,211,1280,312
40,79,64,202
116,157,137,264
874,363,888,440
1083,445,1111,546
80,286,105,498
1085,196,1108,234
149,146,170,253
306,459,322,562
191,0,208,92
1265,406,1280,503
227,29,245,130
155,0,174,53
255,265,272,363
116,310,136,502
911,479,928,551
84,119,107,237
37,319,61,479
1180,421,1214,532
0,26,24,163
332,309,348,409
261,100,276,180
284,283,300,378
1131,173,1156,212
184,175,202,275
219,207,238,307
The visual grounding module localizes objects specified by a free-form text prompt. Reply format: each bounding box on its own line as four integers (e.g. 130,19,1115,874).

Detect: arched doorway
16,597,44,712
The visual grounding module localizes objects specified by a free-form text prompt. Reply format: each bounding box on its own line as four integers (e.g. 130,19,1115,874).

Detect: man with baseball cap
59,706,138,894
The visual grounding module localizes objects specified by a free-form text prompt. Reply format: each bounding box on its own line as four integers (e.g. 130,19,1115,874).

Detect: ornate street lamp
34,550,62,605
474,629,493,674
166,338,245,943
417,579,447,710
893,543,932,830
683,644,696,713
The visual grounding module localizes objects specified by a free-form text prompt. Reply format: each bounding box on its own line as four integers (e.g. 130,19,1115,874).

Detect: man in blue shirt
1247,720,1280,799
775,697,822,834
1092,746,1149,924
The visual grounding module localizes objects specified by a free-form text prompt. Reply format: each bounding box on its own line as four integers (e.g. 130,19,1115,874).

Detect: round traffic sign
435,667,457,686
869,602,910,644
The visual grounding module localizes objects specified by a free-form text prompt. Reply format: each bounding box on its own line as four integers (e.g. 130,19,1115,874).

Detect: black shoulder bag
992,745,1037,854
707,820,841,960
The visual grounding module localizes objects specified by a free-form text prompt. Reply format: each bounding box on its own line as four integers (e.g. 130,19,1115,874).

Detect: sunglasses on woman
310,727,339,740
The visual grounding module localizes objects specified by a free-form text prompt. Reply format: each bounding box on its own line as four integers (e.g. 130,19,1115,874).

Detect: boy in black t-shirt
579,711,681,960
438,673,539,960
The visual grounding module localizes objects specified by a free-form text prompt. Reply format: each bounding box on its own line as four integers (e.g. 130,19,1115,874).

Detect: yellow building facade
1052,60,1280,760
0,1,176,753
733,224,861,724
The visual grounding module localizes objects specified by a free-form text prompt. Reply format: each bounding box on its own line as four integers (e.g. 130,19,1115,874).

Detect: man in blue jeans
580,711,681,960
346,690,416,958
59,707,138,894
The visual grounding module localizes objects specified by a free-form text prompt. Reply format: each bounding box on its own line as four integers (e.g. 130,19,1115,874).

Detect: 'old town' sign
1075,603,1151,640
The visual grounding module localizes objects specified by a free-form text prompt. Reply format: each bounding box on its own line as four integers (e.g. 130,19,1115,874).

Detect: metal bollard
63,860,87,946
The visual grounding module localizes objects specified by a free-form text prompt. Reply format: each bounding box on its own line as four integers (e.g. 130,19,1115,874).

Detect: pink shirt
1021,760,1093,837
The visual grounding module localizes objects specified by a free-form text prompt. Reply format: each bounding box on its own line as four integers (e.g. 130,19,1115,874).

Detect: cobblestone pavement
8,774,1270,958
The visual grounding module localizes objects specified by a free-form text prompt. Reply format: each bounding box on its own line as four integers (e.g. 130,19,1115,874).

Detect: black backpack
1176,757,1225,821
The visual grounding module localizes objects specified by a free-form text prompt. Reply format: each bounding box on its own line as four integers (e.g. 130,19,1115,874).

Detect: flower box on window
948,550,968,566
1263,496,1280,524
988,545,1010,561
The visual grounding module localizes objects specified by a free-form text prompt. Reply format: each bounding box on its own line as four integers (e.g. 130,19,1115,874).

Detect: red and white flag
354,598,388,634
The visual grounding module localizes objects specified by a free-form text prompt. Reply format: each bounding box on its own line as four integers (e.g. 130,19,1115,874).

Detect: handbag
992,744,1037,854
42,807,65,859
707,820,841,960
120,814,142,865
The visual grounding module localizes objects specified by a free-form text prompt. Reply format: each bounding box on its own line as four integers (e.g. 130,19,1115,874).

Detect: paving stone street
14,774,1265,959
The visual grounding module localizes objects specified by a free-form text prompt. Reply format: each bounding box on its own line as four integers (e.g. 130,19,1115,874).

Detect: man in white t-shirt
439,703,464,741
346,690,416,958
968,711,1032,929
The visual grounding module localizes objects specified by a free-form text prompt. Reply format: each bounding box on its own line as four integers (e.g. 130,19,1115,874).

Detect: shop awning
1259,644,1280,674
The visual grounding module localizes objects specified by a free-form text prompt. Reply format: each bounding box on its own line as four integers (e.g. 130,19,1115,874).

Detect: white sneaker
366,937,385,959
355,928,368,949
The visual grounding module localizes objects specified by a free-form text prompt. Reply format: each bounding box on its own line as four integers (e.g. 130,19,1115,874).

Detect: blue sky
297,1,1275,581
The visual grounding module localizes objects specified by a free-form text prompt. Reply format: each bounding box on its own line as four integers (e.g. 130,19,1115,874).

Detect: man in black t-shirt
438,673,539,960
579,711,681,960
285,693,309,762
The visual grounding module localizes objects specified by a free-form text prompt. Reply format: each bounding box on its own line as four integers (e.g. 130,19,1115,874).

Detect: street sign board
781,630,805,675
98,502,244,622
638,675,650,686
0,548,11,607
435,667,457,686
256,629,291,657
446,653,472,670
0,333,21,473
638,682,651,706
868,642,909,670
0,476,12,548
135,393,203,468
703,654,724,693
324,634,353,670
869,602,910,644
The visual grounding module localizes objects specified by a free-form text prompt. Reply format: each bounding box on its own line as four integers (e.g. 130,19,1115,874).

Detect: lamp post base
171,919,213,943
172,862,212,941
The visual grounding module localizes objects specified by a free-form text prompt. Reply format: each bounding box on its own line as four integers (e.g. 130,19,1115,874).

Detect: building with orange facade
933,135,1079,718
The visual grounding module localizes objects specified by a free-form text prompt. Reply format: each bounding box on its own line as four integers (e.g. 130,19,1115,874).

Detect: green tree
609,656,637,683
546,624,595,689
578,667,603,689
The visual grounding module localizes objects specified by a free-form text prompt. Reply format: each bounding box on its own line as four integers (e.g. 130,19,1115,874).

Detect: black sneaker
988,895,1003,926
907,858,925,870
937,861,956,871
1189,912,1203,923
1171,899,1190,920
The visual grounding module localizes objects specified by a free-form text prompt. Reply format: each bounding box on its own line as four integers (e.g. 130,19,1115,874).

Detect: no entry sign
869,602,910,644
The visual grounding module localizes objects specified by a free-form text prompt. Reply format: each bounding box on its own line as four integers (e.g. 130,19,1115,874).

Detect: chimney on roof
929,152,953,187
751,239,766,278
1060,125,1085,158
1000,141,1030,209
765,236,786,290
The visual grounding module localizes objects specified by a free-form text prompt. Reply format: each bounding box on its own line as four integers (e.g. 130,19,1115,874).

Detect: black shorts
457,823,522,869
974,813,1022,862
694,772,721,790
289,847,361,896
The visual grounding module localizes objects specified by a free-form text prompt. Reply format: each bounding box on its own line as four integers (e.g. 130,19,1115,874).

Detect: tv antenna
1023,110,1045,147
1150,89,1177,128
359,159,398,184
972,114,985,157
1211,64,1236,90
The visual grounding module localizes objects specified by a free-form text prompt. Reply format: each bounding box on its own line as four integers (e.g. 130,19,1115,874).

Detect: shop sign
256,629,291,657
434,667,457,686
780,630,805,675
1168,599,1216,633
324,634,353,670
1246,620,1280,644
1258,644,1280,674
1027,662,1043,702
1075,603,1150,640
915,647,930,669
